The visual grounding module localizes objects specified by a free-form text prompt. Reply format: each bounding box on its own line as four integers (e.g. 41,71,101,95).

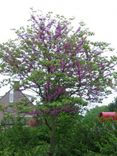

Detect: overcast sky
0,0,117,48
0,0,117,105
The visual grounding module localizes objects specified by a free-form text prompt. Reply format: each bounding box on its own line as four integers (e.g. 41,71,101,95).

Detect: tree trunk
48,118,56,156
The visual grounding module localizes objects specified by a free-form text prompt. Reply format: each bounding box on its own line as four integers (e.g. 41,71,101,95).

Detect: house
0,88,34,122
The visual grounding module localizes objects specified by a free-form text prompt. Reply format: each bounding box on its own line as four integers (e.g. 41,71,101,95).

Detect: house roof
0,89,34,106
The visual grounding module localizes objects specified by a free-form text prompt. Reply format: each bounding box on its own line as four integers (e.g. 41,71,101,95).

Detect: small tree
0,10,117,155
108,97,117,112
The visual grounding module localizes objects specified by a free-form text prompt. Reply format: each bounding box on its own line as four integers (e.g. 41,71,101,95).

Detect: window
9,89,14,103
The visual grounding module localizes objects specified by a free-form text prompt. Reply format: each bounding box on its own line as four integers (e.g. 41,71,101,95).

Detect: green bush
108,97,117,112
1,106,117,155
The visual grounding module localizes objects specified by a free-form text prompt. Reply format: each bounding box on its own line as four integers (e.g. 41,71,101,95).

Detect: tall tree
0,10,117,155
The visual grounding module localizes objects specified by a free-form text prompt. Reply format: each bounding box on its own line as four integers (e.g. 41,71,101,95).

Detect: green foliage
0,120,50,156
108,97,117,112
1,105,117,155
84,106,109,126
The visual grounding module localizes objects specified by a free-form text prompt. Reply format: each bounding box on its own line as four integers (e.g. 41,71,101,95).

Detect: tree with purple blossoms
0,10,117,155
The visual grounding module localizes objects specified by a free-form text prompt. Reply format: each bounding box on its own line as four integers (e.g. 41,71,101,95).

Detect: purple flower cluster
44,85,65,101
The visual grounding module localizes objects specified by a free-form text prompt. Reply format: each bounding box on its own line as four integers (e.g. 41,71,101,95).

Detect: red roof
99,112,117,121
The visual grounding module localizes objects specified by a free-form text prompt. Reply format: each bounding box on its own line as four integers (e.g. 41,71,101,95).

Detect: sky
0,0,117,106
